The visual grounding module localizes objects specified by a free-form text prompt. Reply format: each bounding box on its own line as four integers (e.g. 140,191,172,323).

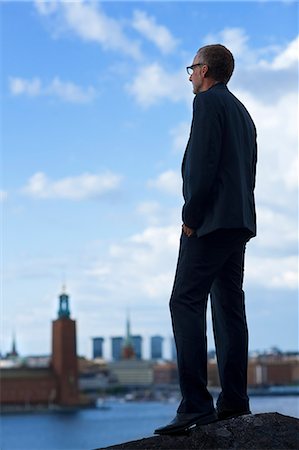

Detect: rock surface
96,412,299,449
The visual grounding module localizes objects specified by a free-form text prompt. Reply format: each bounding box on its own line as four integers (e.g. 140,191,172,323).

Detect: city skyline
2,291,297,361
2,1,298,357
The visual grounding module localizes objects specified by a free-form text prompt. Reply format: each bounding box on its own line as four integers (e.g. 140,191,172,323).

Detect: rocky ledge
97,412,299,450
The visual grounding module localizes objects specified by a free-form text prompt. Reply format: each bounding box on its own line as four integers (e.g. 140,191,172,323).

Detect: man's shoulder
194,84,230,111
193,85,255,127
199,84,249,111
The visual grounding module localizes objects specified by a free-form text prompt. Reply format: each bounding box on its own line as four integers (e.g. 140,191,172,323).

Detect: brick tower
52,286,79,406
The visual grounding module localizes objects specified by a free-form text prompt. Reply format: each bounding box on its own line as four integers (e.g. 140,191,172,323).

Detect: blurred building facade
111,337,124,361
131,335,142,360
1,288,82,408
150,335,164,360
92,337,104,359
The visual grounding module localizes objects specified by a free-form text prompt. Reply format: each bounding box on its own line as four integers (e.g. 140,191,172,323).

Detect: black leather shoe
154,411,218,435
217,408,251,420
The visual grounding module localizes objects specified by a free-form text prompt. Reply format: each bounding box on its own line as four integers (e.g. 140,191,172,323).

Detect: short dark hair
197,44,234,84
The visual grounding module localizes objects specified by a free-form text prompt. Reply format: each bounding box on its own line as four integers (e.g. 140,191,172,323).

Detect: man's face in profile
189,53,204,95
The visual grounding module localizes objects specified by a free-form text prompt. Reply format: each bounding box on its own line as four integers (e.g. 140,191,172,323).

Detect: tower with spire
6,333,18,359
52,286,79,405
58,285,70,318
121,311,135,359
12,334,17,356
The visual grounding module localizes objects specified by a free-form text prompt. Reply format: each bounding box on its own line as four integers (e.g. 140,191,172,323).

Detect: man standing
155,44,257,435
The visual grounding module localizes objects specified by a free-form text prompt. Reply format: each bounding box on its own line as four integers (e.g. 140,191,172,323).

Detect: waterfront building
78,357,109,398
23,355,51,368
153,361,178,385
150,335,164,360
0,287,83,408
109,360,154,387
247,354,299,387
92,337,104,359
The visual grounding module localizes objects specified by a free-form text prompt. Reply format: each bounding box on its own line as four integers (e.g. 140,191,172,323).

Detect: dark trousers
170,229,250,414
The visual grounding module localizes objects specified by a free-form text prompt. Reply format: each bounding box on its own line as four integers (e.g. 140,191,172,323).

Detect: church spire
122,310,135,359
125,312,132,343
11,332,18,356
7,332,18,358
58,285,71,319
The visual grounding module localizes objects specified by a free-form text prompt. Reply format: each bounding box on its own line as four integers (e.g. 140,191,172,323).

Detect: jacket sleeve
182,92,222,229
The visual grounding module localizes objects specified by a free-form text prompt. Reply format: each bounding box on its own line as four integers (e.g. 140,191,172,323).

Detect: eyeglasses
186,63,205,75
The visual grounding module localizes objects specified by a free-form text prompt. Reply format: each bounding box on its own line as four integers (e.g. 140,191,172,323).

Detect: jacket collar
207,82,227,91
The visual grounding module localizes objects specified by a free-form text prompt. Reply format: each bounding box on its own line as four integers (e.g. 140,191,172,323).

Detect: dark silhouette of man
155,44,257,435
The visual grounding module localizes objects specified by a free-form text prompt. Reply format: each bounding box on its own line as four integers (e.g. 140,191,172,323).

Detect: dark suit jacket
182,82,257,238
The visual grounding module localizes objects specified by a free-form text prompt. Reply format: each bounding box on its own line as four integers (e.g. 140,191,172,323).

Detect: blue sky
1,1,298,359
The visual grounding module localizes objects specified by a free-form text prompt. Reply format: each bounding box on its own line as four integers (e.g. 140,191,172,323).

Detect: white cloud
34,0,141,60
246,255,298,290
170,121,190,153
9,76,96,103
137,201,162,225
132,10,178,54
204,27,251,60
88,224,180,303
255,207,297,254
85,218,297,326
233,89,298,206
126,63,191,107
126,32,298,108
9,77,41,96
148,170,181,196
260,35,299,70
21,171,122,200
47,77,96,103
34,0,58,16
204,27,299,73
0,190,8,202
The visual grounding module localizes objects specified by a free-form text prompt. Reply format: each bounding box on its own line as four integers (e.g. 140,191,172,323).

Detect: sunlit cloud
148,170,181,196
9,77,41,96
0,190,8,202
87,224,180,303
9,76,96,103
203,27,299,70
170,121,190,153
21,171,122,200
34,0,141,59
246,255,298,290
137,201,162,225
204,27,251,60
132,9,179,54
260,35,299,70
126,63,191,107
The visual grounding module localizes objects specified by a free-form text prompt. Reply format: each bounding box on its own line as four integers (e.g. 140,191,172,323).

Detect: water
1,397,298,450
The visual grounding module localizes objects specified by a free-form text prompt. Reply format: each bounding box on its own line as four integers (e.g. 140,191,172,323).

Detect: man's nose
189,74,192,82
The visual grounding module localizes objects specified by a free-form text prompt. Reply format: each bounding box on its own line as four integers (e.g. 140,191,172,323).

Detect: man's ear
202,65,209,78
